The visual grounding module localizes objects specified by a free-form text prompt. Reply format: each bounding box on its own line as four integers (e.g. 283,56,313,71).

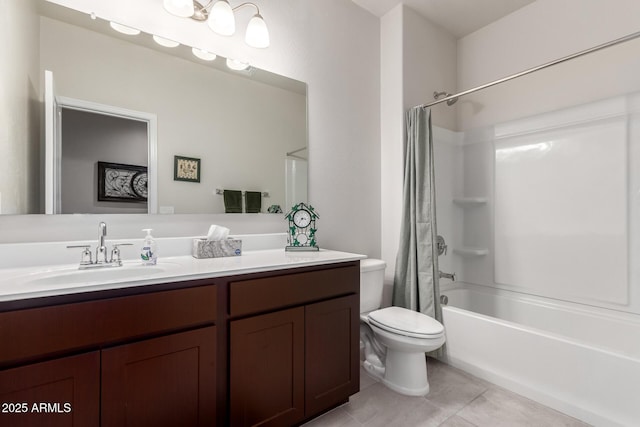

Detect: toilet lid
368,306,444,338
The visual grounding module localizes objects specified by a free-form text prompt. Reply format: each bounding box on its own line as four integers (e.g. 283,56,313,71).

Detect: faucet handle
67,245,93,265
110,243,133,264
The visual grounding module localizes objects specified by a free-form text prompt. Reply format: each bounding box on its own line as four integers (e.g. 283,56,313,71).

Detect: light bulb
245,13,269,48
153,35,180,48
163,0,195,18
208,0,235,36
226,58,249,71
192,48,217,61
109,22,140,36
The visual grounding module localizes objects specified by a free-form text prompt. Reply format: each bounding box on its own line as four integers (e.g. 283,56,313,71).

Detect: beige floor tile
424,358,489,414
304,360,591,427
439,415,478,427
342,383,405,424
364,398,450,427
359,366,379,390
301,406,361,427
457,387,591,427
344,382,450,427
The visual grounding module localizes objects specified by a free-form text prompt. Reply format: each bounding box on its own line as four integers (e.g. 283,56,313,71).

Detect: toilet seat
368,306,444,339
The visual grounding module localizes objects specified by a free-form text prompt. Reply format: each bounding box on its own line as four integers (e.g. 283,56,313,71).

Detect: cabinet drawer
230,264,359,317
0,285,216,366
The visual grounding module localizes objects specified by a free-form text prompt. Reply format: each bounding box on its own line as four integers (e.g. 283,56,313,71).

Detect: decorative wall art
174,155,201,183
98,162,148,202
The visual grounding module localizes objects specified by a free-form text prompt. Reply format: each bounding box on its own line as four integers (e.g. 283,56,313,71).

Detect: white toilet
360,259,446,396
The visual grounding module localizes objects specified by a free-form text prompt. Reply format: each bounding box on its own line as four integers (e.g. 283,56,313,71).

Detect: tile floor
303,358,590,427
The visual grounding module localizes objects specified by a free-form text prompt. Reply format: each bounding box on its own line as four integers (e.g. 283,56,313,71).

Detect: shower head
433,91,458,106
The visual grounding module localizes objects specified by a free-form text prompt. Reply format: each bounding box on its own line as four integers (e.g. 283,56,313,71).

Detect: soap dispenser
141,229,157,265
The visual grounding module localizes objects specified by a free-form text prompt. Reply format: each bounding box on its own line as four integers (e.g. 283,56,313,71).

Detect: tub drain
440,295,449,305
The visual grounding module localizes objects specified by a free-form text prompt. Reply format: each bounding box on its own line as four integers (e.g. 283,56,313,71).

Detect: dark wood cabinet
0,283,217,427
102,326,217,427
0,352,100,427
0,261,360,427
230,308,305,427
229,264,360,426
305,295,360,418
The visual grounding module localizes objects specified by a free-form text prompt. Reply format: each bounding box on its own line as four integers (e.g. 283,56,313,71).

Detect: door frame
46,93,158,214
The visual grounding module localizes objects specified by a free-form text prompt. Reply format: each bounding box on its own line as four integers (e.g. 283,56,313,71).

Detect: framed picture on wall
174,155,201,183
98,162,148,202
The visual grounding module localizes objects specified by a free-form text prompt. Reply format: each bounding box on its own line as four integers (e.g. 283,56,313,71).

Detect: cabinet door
101,326,216,427
0,352,100,427
305,294,360,417
230,307,305,427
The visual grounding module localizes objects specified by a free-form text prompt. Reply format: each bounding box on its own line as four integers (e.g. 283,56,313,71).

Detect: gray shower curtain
392,106,443,324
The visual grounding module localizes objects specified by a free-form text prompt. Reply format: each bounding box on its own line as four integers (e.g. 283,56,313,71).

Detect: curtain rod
419,29,640,109
286,147,307,156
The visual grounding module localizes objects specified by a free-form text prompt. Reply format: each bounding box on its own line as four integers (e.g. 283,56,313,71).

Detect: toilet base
363,350,430,396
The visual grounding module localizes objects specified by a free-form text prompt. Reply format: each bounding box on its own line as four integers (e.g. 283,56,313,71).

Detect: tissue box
192,238,242,258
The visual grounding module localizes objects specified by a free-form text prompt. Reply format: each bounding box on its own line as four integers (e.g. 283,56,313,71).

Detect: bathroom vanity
0,248,363,427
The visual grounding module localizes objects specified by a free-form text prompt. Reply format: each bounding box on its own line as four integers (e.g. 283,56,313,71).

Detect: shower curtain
393,106,443,325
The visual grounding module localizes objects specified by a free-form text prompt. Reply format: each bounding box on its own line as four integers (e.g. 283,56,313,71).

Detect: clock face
293,209,312,228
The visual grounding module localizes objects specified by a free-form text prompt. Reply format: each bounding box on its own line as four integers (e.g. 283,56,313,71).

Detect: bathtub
439,282,640,427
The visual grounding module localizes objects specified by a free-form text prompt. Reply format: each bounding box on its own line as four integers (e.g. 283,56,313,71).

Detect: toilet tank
360,259,387,313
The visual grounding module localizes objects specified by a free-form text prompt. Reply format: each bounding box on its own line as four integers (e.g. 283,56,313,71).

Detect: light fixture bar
230,2,260,13
164,0,269,48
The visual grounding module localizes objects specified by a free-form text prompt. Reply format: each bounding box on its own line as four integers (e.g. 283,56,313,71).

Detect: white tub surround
440,282,640,427
0,233,365,303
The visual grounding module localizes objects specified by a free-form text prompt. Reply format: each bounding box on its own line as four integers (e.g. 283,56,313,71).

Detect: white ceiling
352,0,536,38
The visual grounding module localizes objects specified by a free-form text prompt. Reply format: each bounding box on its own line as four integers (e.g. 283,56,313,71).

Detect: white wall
380,5,458,299
456,0,640,131
402,7,457,129
1,0,381,257
457,0,640,91
380,5,404,300
0,0,40,214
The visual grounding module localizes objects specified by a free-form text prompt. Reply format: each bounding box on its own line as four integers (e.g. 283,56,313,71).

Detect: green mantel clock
285,202,319,251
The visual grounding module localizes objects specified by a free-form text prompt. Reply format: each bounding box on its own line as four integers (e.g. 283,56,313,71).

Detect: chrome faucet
97,222,109,263
67,222,132,269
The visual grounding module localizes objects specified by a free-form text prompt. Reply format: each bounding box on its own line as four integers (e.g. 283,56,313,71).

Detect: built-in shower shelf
453,197,488,207
453,247,489,256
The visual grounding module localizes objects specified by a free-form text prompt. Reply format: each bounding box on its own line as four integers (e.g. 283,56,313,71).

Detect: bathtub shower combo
423,31,640,427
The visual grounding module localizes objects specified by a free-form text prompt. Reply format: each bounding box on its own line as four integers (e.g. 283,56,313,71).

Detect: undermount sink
24,263,180,287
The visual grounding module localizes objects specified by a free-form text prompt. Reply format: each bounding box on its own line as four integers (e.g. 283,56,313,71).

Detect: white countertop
0,249,366,303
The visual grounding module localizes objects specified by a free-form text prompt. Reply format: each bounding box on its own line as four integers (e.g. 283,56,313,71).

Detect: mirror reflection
3,0,308,215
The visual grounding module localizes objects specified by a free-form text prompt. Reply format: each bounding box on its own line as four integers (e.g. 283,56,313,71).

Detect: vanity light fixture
153,35,180,48
163,0,195,18
153,34,180,47
226,58,249,71
109,22,141,35
163,0,270,48
192,48,217,61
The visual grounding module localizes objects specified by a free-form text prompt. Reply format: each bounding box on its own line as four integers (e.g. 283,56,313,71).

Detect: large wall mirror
2,0,308,215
